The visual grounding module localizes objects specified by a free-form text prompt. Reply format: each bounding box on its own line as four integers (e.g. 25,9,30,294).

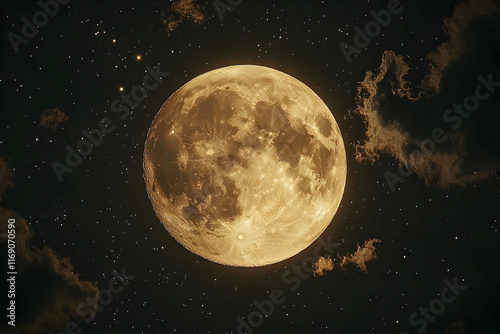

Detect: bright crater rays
143,65,347,267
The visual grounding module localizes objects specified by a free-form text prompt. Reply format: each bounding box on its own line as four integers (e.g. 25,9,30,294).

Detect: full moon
143,65,346,267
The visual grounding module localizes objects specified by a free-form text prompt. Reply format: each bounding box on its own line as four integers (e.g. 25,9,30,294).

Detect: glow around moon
143,65,346,267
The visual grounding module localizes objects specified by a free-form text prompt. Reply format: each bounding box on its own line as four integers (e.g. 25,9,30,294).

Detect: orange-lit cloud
422,0,500,95
354,51,481,189
445,319,466,334
354,0,500,189
0,158,98,333
0,156,14,200
161,0,205,36
313,256,334,276
339,238,381,273
313,238,381,276
38,107,68,130
354,49,497,188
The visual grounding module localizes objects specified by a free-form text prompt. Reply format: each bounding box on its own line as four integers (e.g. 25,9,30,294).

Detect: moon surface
143,65,346,267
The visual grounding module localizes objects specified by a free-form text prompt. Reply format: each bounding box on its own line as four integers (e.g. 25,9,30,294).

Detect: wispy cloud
0,158,99,333
422,0,500,95
313,238,381,276
313,256,334,276
339,238,381,273
0,156,14,200
445,319,466,334
354,0,500,189
38,107,68,130
160,0,205,36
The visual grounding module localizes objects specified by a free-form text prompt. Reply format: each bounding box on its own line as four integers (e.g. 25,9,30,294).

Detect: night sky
1,0,500,333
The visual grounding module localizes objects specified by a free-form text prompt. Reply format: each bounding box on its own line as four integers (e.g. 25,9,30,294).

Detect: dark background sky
1,0,499,333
